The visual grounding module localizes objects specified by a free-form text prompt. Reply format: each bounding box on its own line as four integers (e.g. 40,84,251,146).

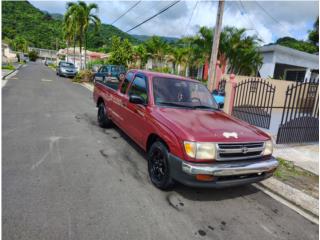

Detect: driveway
2,62,318,240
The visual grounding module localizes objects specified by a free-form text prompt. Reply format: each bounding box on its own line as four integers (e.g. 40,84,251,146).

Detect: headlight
184,141,216,160
263,140,273,156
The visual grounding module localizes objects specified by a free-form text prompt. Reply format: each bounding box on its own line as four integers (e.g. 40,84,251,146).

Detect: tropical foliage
276,37,318,54
2,1,139,52
28,50,39,61
108,36,134,66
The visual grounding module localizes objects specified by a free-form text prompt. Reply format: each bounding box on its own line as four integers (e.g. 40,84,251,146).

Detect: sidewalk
2,63,22,80
273,143,319,175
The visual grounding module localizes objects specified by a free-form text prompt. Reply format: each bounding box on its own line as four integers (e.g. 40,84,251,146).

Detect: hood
153,107,270,143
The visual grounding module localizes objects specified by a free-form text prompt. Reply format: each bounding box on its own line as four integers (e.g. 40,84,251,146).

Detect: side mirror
129,95,144,104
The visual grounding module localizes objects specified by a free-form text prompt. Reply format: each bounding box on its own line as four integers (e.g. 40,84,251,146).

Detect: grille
216,142,264,161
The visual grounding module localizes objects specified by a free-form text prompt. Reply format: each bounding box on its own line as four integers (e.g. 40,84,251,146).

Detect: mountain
132,34,180,43
2,0,140,51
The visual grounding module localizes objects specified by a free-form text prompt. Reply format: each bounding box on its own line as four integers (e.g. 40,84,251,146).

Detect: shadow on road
85,111,260,202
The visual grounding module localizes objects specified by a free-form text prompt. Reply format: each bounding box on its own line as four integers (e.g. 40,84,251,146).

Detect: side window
120,72,134,94
100,66,108,73
128,76,148,104
105,78,120,90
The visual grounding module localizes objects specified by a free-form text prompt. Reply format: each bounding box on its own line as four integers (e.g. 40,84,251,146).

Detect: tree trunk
73,33,76,65
177,64,181,75
66,40,69,62
79,33,82,70
84,32,87,70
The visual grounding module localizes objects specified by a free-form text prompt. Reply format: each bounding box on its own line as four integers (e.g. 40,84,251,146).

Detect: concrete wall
221,74,295,111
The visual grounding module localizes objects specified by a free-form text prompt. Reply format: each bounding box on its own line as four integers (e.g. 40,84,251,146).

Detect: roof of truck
129,69,199,83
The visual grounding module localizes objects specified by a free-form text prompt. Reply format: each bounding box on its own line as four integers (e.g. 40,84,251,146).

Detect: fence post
228,74,236,115
214,60,222,90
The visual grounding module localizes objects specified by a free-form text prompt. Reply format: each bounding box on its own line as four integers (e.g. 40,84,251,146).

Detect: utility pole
207,0,225,92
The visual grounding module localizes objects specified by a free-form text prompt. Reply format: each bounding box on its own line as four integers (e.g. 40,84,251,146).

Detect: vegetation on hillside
2,0,139,52
275,17,319,53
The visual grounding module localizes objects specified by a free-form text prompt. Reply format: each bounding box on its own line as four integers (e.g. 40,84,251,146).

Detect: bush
28,50,38,61
2,64,15,70
87,59,104,71
152,66,171,74
73,70,94,83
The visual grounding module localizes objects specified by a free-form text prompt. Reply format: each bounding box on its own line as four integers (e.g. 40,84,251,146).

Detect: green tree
144,36,169,67
11,36,28,52
28,50,38,61
191,26,262,76
276,36,318,54
133,44,148,68
308,17,319,46
109,36,133,66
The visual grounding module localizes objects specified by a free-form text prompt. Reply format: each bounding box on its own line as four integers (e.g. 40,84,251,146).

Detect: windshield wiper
157,102,193,108
192,105,219,110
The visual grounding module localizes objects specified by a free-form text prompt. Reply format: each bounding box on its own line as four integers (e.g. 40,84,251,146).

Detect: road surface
3,62,318,240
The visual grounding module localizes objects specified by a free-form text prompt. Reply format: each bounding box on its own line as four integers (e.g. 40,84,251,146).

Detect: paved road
3,62,318,240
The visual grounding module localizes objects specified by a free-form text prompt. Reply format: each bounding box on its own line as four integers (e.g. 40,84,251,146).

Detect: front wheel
97,102,112,128
148,141,174,190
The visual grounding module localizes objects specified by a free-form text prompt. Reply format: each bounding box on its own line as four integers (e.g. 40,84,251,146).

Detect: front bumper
168,154,278,188
61,71,76,77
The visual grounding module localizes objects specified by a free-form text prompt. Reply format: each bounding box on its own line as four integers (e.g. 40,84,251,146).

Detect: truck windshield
153,77,218,109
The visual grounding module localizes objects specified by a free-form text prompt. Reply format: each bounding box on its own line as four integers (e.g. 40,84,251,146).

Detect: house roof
259,44,319,63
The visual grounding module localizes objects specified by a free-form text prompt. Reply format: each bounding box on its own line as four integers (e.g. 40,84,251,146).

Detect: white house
259,44,319,81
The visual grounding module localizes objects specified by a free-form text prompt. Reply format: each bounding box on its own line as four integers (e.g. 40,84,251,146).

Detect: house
2,43,18,64
258,44,319,81
57,47,108,70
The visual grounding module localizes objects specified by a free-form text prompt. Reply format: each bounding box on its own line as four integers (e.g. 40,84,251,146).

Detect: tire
148,141,174,190
97,101,112,128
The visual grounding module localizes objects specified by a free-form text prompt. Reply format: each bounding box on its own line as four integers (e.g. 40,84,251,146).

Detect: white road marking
41,78,52,82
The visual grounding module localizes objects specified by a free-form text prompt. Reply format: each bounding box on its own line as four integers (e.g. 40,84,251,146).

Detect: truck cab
93,70,278,190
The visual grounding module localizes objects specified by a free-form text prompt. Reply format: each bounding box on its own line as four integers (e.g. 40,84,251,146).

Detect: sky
29,0,319,44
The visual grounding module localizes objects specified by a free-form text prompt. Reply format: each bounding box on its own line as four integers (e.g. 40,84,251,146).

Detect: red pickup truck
93,70,278,190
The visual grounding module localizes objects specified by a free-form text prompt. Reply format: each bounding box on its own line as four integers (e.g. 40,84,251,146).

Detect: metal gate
276,79,319,144
232,78,276,129
218,79,226,92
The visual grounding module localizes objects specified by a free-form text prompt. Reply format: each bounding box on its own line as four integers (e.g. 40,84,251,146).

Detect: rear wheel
148,141,174,190
97,102,112,128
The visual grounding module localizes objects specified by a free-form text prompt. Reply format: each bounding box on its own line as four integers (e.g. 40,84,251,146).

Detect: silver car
56,61,77,77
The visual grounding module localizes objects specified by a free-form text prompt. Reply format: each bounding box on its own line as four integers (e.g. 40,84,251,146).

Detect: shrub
153,66,171,73
73,69,94,83
28,50,38,61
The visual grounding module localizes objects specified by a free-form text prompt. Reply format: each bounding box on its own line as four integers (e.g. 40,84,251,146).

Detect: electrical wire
254,0,290,35
184,0,199,36
111,1,141,25
126,1,181,33
238,0,264,42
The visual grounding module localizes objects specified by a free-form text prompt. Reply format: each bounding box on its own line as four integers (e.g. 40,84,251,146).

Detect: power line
254,0,290,35
126,1,181,33
184,0,199,36
238,0,264,42
111,1,141,25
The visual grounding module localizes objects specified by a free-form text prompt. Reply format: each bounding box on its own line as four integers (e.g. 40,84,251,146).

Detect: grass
274,157,316,180
274,157,319,198
2,64,15,70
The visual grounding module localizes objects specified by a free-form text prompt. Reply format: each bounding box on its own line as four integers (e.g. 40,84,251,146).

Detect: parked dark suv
94,65,126,82
56,61,77,77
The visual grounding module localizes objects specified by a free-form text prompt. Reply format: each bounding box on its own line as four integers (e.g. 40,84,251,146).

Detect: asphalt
2,62,318,240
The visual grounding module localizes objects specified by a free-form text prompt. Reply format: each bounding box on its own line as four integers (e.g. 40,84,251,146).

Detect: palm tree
64,3,80,65
65,2,101,69
191,26,262,76
144,36,169,68
78,1,100,69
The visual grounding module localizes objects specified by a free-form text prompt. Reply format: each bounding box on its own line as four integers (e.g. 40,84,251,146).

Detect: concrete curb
80,82,94,92
258,178,318,223
2,64,22,80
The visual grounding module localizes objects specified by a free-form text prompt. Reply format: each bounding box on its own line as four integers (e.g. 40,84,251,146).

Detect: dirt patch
274,158,318,199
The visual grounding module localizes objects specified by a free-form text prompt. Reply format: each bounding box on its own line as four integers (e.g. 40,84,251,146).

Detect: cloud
30,0,319,44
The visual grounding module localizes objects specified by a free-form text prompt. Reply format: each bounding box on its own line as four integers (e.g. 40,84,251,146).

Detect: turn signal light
195,174,215,181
